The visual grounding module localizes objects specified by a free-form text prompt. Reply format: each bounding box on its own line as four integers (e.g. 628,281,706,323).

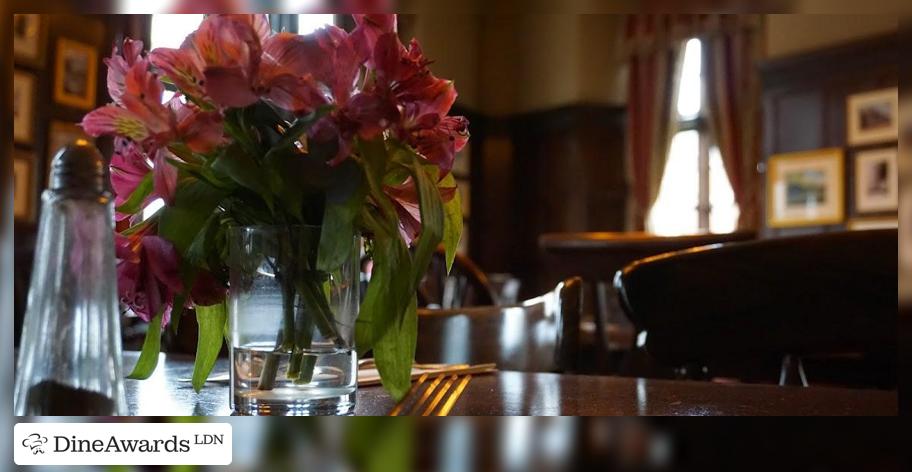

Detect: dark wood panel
759,33,897,238
466,104,627,295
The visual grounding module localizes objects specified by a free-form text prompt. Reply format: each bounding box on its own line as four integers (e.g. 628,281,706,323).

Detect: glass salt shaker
14,141,126,415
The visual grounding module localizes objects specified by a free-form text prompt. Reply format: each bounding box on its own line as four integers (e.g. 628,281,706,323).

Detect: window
648,38,739,235
297,14,334,33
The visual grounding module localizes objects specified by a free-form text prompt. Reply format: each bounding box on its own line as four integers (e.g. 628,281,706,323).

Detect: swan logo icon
22,434,48,455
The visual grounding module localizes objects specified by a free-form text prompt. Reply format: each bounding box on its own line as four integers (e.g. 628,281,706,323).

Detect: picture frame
846,217,897,231
53,38,98,110
13,14,47,67
846,87,898,146
48,120,93,166
853,147,897,214
13,70,37,145
767,148,844,228
14,152,37,223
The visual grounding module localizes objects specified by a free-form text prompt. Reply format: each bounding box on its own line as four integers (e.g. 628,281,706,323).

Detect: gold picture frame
847,217,897,231
767,148,844,228
847,87,898,146
13,70,37,145
14,152,36,223
53,38,98,110
13,14,47,67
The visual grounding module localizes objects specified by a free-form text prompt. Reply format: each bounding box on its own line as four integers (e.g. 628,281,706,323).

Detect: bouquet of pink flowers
82,14,467,398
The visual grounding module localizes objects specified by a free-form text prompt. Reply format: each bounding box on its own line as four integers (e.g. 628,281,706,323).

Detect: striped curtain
625,15,762,231
624,15,680,231
702,15,763,230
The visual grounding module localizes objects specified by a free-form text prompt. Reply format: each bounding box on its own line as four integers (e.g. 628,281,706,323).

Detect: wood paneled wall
465,105,627,296
759,33,898,238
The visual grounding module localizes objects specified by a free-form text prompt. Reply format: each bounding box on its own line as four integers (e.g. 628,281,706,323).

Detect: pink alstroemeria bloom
116,229,184,326
105,38,144,106
109,139,179,222
300,24,397,164
351,14,397,62
151,14,324,114
110,139,152,221
83,40,225,154
369,33,469,176
383,177,456,245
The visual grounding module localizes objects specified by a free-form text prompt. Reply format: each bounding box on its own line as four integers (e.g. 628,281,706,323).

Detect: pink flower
105,38,144,106
110,138,152,221
383,177,456,245
116,225,227,325
351,14,397,63
116,229,184,326
83,41,226,153
369,32,470,176
151,15,325,114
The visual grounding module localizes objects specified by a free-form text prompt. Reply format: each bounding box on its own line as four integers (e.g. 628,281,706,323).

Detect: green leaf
318,160,367,271
356,206,412,357
211,143,274,212
158,179,228,254
192,302,227,392
262,145,334,222
271,105,333,152
395,144,445,289
373,296,418,400
115,173,154,215
440,173,463,273
127,311,164,380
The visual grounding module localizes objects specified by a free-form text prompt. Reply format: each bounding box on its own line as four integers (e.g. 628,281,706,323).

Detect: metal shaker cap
50,140,108,194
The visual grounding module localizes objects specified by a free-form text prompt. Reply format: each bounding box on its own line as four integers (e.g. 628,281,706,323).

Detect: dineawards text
54,435,191,453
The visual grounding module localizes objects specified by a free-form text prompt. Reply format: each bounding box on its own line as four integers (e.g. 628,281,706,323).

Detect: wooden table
125,353,897,416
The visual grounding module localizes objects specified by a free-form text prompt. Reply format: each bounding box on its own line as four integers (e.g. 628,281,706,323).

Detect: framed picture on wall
13,70,36,145
853,147,898,213
53,38,98,110
847,87,898,146
13,14,47,67
767,148,844,228
48,120,93,165
847,217,897,231
14,152,36,223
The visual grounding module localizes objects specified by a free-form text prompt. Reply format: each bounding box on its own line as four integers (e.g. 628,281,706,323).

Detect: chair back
539,231,755,369
615,230,897,385
415,277,582,372
418,247,496,308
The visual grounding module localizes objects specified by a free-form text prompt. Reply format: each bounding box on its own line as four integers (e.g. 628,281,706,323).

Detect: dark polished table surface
124,352,897,416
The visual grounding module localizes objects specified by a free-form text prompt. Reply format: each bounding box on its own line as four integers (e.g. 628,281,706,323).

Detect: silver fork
388,363,494,416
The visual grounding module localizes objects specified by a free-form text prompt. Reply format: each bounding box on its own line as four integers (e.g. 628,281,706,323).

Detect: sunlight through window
676,38,702,120
150,14,204,50
648,130,700,235
648,38,739,235
298,14,334,34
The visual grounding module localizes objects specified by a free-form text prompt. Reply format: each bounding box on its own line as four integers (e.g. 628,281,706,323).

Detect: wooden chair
415,277,582,372
539,231,755,373
418,246,496,308
614,229,897,388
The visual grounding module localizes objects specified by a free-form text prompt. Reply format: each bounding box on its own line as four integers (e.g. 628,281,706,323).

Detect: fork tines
388,363,495,416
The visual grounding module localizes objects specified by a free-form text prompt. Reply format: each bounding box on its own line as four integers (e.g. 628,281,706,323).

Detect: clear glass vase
228,226,360,415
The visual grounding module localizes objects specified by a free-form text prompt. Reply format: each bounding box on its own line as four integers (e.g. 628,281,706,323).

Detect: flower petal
148,47,207,100
152,149,178,204
81,105,150,141
203,66,259,108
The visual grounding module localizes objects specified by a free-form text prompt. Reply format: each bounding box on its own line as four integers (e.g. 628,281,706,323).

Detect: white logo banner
14,422,232,465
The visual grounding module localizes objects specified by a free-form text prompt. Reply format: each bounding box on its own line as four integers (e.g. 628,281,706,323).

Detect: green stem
257,330,284,391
